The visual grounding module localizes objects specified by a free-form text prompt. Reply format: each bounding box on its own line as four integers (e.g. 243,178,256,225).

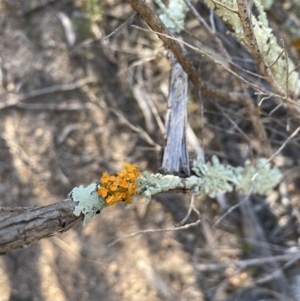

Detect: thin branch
108,196,200,247
213,100,253,155
183,0,230,60
252,126,300,181
213,191,253,229
250,253,300,286
111,108,161,150
126,0,245,103
211,0,239,14
104,12,137,40
131,25,268,97
174,194,196,227
196,252,300,272
0,77,97,110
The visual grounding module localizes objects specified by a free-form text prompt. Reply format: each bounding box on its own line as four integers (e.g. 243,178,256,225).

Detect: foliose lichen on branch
71,158,282,225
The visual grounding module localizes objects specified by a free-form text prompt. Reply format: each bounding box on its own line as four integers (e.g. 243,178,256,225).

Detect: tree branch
0,198,81,254
126,0,243,103
126,0,272,157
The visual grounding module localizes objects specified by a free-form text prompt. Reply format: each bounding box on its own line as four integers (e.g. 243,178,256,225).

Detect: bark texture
0,198,81,254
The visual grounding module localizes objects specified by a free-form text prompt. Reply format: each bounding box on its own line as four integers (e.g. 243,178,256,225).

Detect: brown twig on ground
0,198,81,254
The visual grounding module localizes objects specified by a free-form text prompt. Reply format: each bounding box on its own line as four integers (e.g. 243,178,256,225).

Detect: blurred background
1,0,300,300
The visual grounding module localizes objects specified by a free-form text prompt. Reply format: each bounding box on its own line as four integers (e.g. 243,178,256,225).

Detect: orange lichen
97,163,141,206
98,187,108,198
101,172,110,184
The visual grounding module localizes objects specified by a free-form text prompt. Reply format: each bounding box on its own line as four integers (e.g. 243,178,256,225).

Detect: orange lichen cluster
97,163,141,206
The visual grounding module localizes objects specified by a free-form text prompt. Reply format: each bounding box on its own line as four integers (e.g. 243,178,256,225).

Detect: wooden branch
0,185,187,254
196,252,300,272
236,0,286,97
0,198,81,254
0,76,97,110
0,156,282,254
161,52,190,175
126,0,271,157
126,0,242,103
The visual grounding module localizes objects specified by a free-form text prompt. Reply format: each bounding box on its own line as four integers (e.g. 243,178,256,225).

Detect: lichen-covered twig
204,0,300,113
0,158,282,253
72,158,282,224
235,0,286,96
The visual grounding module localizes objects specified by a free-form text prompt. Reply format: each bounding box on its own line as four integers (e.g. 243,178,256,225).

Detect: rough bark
0,198,81,254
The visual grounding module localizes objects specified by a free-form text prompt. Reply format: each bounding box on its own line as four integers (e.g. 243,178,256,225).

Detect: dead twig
174,194,196,227
104,13,137,40
252,126,300,181
131,24,272,156
161,51,190,175
213,191,253,229
0,77,97,109
0,199,81,254
111,108,161,150
196,252,300,272
126,0,246,103
108,194,200,247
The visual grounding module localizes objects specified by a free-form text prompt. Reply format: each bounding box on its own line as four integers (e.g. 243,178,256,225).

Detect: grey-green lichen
235,158,283,195
137,172,183,202
155,0,197,33
260,0,273,10
203,0,300,95
71,157,282,225
136,156,282,201
190,156,282,197
156,0,188,33
72,183,106,226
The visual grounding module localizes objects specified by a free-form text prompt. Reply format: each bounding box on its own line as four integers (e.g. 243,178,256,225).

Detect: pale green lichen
192,156,242,197
72,183,106,226
136,172,183,202
203,0,300,95
156,0,188,33
191,156,282,197
72,158,282,222
136,156,282,201
185,175,201,191
260,0,273,10
155,0,197,33
236,158,283,195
